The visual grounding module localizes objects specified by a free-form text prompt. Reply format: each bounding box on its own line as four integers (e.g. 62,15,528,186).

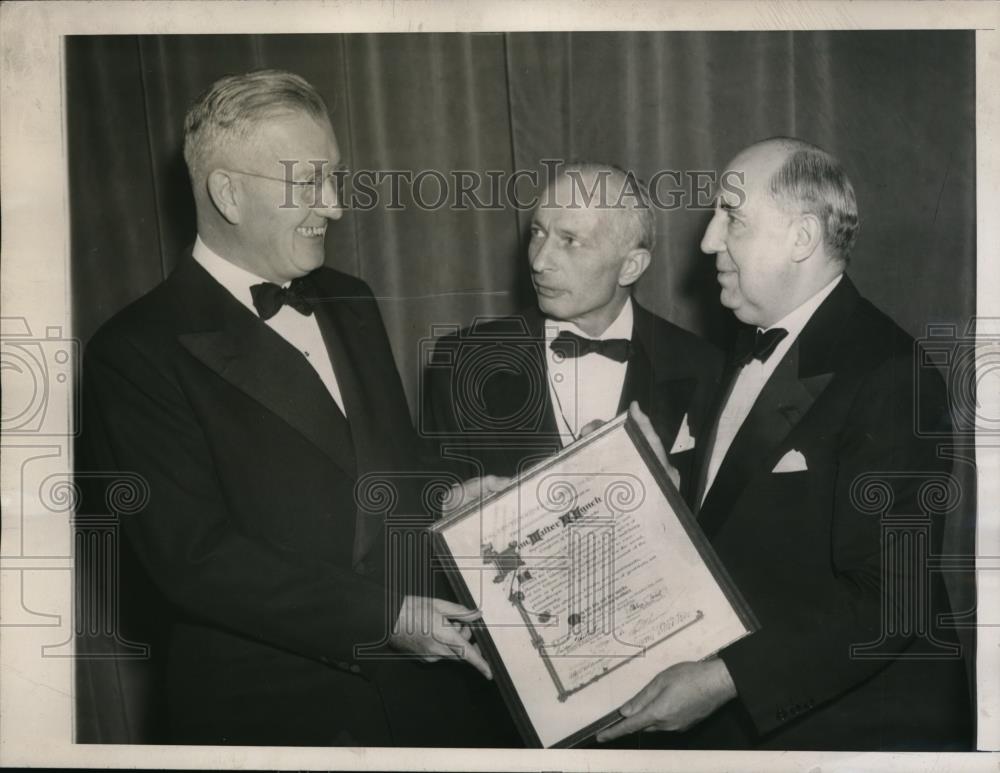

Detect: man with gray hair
598,138,972,750
79,69,498,746
425,162,723,499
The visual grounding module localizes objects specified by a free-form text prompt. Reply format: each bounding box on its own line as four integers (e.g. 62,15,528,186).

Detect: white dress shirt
544,298,634,447
702,274,843,502
192,237,348,415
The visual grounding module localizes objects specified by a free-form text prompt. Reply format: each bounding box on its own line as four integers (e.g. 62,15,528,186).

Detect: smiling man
424,162,722,497
598,138,972,750
78,70,496,746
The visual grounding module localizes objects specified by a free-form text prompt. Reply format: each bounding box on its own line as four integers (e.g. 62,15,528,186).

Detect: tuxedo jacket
423,302,723,503
672,276,972,750
78,256,508,747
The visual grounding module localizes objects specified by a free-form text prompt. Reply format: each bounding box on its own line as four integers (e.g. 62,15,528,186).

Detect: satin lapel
621,331,696,456
694,276,858,534
527,309,560,438
304,276,387,564
483,341,557,434
177,275,357,479
530,315,561,444
697,341,832,539
481,311,560,470
618,334,651,413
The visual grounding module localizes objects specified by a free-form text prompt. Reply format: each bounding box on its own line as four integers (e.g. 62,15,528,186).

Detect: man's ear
618,248,651,287
791,212,823,263
207,169,242,225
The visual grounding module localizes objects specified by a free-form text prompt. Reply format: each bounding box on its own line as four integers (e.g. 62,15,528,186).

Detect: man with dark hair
597,138,972,750
78,69,496,746
424,162,722,501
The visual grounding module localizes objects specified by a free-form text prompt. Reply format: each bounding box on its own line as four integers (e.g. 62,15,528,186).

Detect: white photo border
1,1,997,770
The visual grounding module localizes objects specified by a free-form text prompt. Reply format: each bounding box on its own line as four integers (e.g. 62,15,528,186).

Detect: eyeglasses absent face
701,146,802,328
527,176,641,337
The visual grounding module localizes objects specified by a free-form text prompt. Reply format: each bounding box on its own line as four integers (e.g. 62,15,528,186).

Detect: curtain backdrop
67,31,976,744
69,31,975,406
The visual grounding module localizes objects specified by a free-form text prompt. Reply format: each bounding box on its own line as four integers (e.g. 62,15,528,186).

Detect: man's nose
530,236,554,272
315,177,344,221
700,211,725,254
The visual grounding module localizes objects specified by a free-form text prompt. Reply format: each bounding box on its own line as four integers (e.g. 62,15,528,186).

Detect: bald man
597,138,972,751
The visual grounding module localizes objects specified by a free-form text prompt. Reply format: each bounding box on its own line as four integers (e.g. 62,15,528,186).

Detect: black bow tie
735,326,789,366
550,330,632,363
250,277,314,321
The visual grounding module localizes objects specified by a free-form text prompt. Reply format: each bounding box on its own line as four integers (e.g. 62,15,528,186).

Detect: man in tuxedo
78,69,496,746
424,162,721,500
597,138,972,750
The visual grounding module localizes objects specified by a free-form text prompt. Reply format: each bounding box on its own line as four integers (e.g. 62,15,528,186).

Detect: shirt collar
762,273,843,341
192,235,282,315
545,297,635,342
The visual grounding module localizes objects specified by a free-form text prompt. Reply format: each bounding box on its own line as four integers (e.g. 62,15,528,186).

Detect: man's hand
443,474,511,516
578,419,606,437
596,659,737,741
389,595,493,679
628,401,680,489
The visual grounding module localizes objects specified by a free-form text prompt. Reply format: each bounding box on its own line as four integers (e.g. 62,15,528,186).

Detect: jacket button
350,664,361,674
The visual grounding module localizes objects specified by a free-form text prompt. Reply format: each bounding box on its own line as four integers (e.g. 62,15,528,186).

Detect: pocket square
772,449,808,473
669,413,696,454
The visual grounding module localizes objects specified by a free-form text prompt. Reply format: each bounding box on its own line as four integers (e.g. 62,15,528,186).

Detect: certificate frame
430,412,759,748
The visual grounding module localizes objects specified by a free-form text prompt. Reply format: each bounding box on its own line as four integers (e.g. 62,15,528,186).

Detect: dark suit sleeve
718,353,953,735
80,333,404,667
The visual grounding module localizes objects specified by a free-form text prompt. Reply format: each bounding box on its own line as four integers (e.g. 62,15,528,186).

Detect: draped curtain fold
67,31,976,744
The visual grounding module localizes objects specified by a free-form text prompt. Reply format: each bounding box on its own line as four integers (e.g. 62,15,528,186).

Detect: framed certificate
430,412,758,748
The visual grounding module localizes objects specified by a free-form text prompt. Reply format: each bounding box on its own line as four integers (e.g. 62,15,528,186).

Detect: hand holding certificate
597,656,738,740
431,408,757,748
